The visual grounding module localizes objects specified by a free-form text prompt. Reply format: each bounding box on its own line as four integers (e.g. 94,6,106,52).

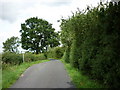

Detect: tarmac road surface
10,60,75,88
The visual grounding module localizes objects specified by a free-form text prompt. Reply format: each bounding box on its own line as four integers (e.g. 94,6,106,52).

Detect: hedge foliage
2,52,46,69
60,2,120,88
24,53,46,62
63,46,70,63
47,47,65,59
2,52,23,65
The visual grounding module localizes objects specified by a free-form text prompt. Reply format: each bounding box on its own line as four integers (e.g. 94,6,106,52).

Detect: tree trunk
36,43,39,54
36,49,39,54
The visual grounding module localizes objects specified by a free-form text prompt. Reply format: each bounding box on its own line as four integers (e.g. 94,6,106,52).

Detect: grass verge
61,59,106,88
2,60,50,88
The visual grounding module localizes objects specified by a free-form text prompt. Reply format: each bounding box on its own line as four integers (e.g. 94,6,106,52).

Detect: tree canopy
3,36,20,53
20,17,60,54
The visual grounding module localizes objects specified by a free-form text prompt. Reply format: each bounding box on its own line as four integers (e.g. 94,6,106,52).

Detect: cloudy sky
1,0,111,53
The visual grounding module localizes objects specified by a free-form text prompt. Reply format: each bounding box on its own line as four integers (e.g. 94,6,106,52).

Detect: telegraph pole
21,51,25,63
23,52,24,63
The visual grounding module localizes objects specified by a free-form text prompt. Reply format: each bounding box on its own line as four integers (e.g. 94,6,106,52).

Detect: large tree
20,17,60,54
3,36,20,53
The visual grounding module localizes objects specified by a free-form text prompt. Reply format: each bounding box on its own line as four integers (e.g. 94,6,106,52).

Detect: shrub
47,47,65,59
70,40,79,68
2,52,47,69
24,53,35,62
24,53,46,62
2,52,22,65
63,47,70,63
34,53,46,60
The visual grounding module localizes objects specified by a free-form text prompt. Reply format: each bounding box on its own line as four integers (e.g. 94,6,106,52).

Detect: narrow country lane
10,60,75,88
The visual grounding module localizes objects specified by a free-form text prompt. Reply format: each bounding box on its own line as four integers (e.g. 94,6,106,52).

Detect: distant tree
20,17,60,54
3,36,20,53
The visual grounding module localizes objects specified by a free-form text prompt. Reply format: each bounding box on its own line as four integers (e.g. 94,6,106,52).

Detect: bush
70,40,79,68
63,47,70,63
24,53,35,62
2,52,47,69
47,47,65,59
24,53,46,62
34,53,46,60
2,52,22,65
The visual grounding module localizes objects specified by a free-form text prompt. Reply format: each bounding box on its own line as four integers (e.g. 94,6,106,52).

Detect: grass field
61,59,106,88
2,60,50,88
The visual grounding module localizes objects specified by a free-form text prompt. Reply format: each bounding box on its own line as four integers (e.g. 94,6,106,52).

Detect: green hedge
24,53,46,62
63,46,70,63
60,2,120,88
2,52,22,65
2,52,46,69
47,47,65,59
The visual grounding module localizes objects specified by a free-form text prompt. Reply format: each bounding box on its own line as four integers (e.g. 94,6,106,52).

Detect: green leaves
3,36,20,53
20,17,60,54
60,1,120,88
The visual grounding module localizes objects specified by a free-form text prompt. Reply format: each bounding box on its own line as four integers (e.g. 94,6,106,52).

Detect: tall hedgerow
62,46,70,63
60,18,72,63
60,1,120,88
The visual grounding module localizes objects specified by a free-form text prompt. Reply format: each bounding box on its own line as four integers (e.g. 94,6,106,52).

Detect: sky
0,0,114,53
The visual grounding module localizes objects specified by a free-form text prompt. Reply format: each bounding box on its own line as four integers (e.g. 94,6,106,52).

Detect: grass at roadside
61,59,106,88
2,60,50,88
